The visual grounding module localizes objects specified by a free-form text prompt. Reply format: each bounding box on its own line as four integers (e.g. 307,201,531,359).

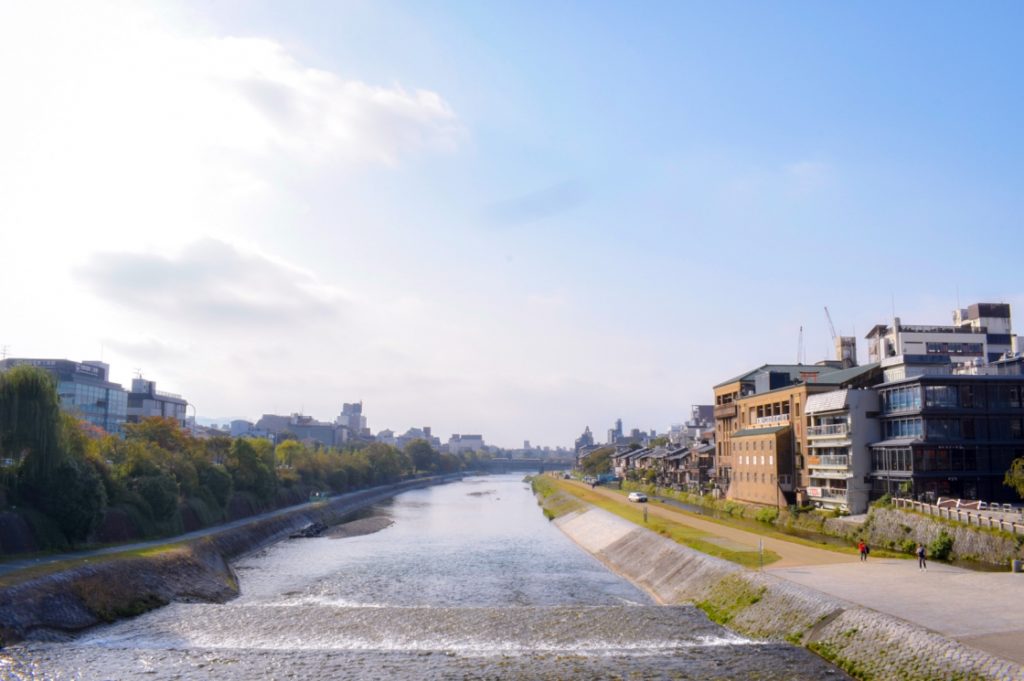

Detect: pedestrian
916,543,927,570
858,540,868,561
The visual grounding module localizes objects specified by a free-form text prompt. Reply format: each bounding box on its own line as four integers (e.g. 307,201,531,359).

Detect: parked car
628,492,648,503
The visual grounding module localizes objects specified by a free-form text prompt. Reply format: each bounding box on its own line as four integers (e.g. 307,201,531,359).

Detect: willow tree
0,365,65,480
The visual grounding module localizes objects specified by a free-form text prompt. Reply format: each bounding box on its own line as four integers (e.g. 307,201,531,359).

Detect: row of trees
0,366,486,551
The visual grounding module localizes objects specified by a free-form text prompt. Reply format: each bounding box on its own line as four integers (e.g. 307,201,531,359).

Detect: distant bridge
474,458,572,473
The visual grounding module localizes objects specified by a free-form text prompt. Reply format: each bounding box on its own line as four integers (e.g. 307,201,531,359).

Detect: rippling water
1,475,848,679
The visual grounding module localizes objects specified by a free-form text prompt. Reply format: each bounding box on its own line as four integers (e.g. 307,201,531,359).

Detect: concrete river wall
0,475,460,644
555,507,1024,681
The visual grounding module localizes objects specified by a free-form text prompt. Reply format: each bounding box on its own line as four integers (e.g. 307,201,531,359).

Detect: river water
1,475,847,679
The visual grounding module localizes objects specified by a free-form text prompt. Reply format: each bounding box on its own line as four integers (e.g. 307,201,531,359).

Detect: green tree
580,447,614,476
196,460,233,508
123,416,191,452
1005,457,1024,498
227,438,277,503
405,439,438,473
39,458,107,547
0,366,65,480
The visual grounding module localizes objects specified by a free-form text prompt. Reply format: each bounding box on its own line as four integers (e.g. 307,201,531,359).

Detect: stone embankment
0,475,458,645
556,507,1024,681
863,507,1024,565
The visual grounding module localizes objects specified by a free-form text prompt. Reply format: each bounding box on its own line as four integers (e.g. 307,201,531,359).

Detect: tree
1005,457,1024,498
0,366,65,480
580,447,614,476
227,438,276,503
39,458,106,547
405,439,438,474
123,417,191,453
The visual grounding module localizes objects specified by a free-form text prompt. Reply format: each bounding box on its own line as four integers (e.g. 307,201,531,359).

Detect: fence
893,497,1024,536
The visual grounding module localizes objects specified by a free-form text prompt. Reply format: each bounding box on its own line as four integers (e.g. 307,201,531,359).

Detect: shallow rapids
0,474,848,679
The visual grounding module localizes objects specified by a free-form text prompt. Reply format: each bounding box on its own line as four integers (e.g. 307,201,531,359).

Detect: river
0,474,847,679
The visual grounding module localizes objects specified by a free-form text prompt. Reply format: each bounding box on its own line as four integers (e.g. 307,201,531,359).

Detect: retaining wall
555,507,1024,681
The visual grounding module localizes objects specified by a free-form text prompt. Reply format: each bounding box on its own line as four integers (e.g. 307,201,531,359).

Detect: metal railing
893,498,1024,536
807,423,849,437
810,454,849,468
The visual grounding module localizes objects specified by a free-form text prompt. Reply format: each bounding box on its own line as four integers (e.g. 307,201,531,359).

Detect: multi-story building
714,362,882,507
0,358,128,434
870,374,1024,504
448,433,485,454
954,303,1016,361
805,389,880,514
337,402,369,437
126,377,187,428
574,426,595,453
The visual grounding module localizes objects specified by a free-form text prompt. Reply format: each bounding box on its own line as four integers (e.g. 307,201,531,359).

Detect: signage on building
807,486,822,498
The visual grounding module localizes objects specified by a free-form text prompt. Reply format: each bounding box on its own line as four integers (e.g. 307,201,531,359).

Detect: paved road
569,481,1024,665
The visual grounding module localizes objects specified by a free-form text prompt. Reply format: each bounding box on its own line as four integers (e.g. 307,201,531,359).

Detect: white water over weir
1,475,848,680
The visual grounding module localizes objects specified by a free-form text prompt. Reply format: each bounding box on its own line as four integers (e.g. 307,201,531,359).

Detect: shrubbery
0,366,480,551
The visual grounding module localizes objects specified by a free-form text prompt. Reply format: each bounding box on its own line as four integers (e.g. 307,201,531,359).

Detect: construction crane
824,306,837,341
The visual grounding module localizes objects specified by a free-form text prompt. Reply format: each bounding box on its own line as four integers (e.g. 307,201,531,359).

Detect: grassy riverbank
532,476,779,568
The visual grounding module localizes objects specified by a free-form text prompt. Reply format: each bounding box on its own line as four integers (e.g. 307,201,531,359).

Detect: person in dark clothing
916,543,927,570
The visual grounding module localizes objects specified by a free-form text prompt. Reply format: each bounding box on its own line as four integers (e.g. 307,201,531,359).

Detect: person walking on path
858,540,868,561
916,543,927,570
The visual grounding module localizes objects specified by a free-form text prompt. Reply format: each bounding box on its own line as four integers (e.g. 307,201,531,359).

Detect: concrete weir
555,507,1024,681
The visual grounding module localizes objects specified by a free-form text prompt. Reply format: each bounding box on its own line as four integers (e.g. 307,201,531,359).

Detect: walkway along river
0,474,846,680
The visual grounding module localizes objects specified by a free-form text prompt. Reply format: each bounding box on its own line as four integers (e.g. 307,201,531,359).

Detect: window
925,385,959,409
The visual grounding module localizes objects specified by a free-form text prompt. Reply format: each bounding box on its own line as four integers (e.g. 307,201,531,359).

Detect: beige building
714,363,881,507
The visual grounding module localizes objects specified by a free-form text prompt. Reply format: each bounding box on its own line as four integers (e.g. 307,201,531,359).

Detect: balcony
808,454,850,468
807,486,847,500
807,423,849,437
714,403,737,419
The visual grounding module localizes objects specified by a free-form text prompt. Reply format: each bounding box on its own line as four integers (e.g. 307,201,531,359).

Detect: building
337,402,369,437
574,426,595,453
126,377,187,428
870,374,1024,504
714,362,882,507
805,389,880,514
0,358,128,434
448,433,485,454
607,418,623,445
255,412,348,448
866,303,1019,383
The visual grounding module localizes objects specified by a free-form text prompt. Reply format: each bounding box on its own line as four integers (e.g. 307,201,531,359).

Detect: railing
755,414,790,426
808,486,847,500
807,423,849,437
810,454,849,468
713,403,737,419
893,498,1024,536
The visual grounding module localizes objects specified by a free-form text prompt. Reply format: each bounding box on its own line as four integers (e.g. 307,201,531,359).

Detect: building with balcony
805,388,880,514
870,374,1024,504
0,358,128,435
714,362,882,507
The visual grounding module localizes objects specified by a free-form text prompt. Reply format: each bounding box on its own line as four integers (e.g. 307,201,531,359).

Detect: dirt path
569,481,857,569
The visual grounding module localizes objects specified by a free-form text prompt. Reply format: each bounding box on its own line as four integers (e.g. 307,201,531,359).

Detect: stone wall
864,507,1024,566
555,507,1023,681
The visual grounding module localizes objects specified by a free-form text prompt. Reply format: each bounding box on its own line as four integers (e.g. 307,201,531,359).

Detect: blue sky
2,1,1022,447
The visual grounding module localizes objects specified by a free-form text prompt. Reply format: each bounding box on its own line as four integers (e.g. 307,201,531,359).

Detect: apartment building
805,388,879,514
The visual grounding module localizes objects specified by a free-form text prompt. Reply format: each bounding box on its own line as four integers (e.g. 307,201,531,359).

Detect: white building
805,388,879,514
448,433,485,454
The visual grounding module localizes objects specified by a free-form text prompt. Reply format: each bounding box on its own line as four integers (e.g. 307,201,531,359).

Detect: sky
2,1,1023,448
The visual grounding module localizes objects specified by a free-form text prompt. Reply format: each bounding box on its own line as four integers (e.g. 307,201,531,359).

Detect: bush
872,493,893,508
929,530,954,561
754,507,779,524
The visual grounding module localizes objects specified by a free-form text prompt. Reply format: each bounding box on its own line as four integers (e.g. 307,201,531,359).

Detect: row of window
737,471,776,484
882,383,1024,413
872,446,1023,473
736,455,775,466
883,416,1024,441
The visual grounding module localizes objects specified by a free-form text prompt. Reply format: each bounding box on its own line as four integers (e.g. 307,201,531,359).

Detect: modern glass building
0,358,128,435
870,374,1024,503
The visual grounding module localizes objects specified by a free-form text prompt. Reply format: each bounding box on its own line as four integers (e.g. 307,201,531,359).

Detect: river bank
0,475,460,645
549,499,1024,680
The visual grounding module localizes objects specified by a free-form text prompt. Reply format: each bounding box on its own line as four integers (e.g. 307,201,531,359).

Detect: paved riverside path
570,482,1024,666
